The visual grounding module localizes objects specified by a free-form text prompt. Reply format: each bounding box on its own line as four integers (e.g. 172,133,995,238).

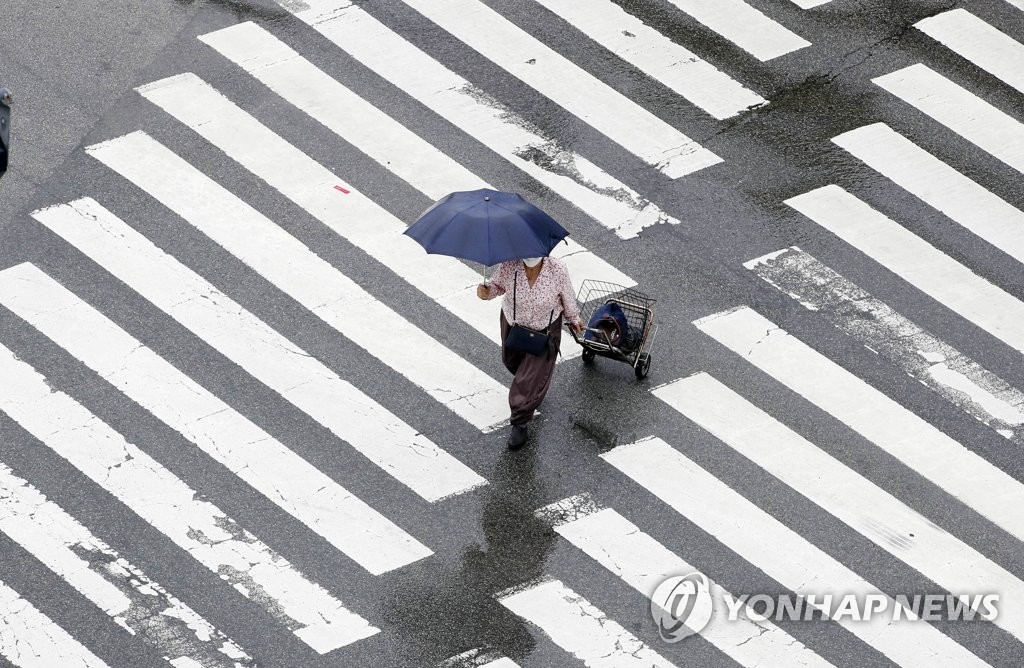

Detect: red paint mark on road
334,185,351,194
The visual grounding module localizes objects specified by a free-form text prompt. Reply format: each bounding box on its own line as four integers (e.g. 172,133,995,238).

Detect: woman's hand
570,321,584,334
476,283,490,300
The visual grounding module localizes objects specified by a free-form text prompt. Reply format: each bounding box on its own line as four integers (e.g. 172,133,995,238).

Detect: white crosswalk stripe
0,341,378,654
0,460,253,667
748,247,1024,441
916,9,1024,95
652,371,1024,643
695,305,1024,542
439,649,520,668
0,262,431,575
271,0,680,239
664,0,811,60
603,437,989,667
31,197,486,502
390,0,722,179
791,0,832,8
88,121,511,433
0,579,110,668
874,64,1024,174
535,495,834,668
786,184,1024,354
532,0,766,119
496,578,679,668
198,22,634,349
832,122,1024,265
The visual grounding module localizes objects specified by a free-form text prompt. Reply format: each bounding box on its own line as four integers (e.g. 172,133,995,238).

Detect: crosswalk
662,0,811,61
523,0,767,120
0,580,109,668
389,0,722,178
916,9,1024,95
603,438,988,667
496,578,681,668
831,122,1024,264
786,184,1024,354
2,1,1023,666
747,247,1024,442
0,338,378,654
874,64,1024,173
534,494,832,667
0,461,253,666
0,262,431,574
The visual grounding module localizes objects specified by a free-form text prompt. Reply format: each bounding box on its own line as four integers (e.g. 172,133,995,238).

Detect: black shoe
507,424,528,450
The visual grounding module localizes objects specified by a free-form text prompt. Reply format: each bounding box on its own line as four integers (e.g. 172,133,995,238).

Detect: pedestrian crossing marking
917,8,1024,95
2,4,1022,664
199,19,489,204
89,110,511,433
786,184,1024,354
874,64,1024,174
664,0,811,61
32,197,486,502
496,578,680,668
439,648,521,668
269,2,681,239
534,0,767,119
748,247,1024,442
393,0,722,178
0,579,110,668
0,460,254,667
604,437,990,667
536,494,835,668
197,21,639,358
653,371,1024,643
192,25,516,346
0,262,432,575
0,340,378,653
696,304,1024,543
833,122,1024,265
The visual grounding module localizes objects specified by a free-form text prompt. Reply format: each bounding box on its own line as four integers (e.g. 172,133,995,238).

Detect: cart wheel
635,352,651,379
581,348,596,363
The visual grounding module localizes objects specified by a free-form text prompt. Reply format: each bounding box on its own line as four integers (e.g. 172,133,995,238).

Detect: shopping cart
568,280,658,379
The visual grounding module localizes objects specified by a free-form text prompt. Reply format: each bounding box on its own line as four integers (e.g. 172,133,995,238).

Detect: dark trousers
500,311,562,426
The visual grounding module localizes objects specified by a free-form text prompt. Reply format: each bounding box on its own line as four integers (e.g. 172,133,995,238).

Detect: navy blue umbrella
404,189,569,266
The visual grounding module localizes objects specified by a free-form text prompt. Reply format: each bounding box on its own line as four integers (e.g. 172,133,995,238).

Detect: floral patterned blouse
484,257,582,331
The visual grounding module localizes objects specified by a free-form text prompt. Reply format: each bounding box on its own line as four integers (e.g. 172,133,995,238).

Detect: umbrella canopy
404,189,569,266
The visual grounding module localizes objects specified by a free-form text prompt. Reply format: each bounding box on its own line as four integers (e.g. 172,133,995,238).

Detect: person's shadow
382,444,559,667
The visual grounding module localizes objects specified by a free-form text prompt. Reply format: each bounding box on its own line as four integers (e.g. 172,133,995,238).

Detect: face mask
522,257,543,268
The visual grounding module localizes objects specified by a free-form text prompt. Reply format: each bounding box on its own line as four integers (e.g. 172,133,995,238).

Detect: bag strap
512,271,517,323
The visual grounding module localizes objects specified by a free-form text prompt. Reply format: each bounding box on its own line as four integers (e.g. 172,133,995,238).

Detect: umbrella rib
441,199,483,230
485,199,492,265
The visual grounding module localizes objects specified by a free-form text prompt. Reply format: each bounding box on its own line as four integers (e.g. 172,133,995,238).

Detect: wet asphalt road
2,0,1024,666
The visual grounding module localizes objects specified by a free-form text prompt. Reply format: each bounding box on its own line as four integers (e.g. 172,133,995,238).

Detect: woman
477,255,583,449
